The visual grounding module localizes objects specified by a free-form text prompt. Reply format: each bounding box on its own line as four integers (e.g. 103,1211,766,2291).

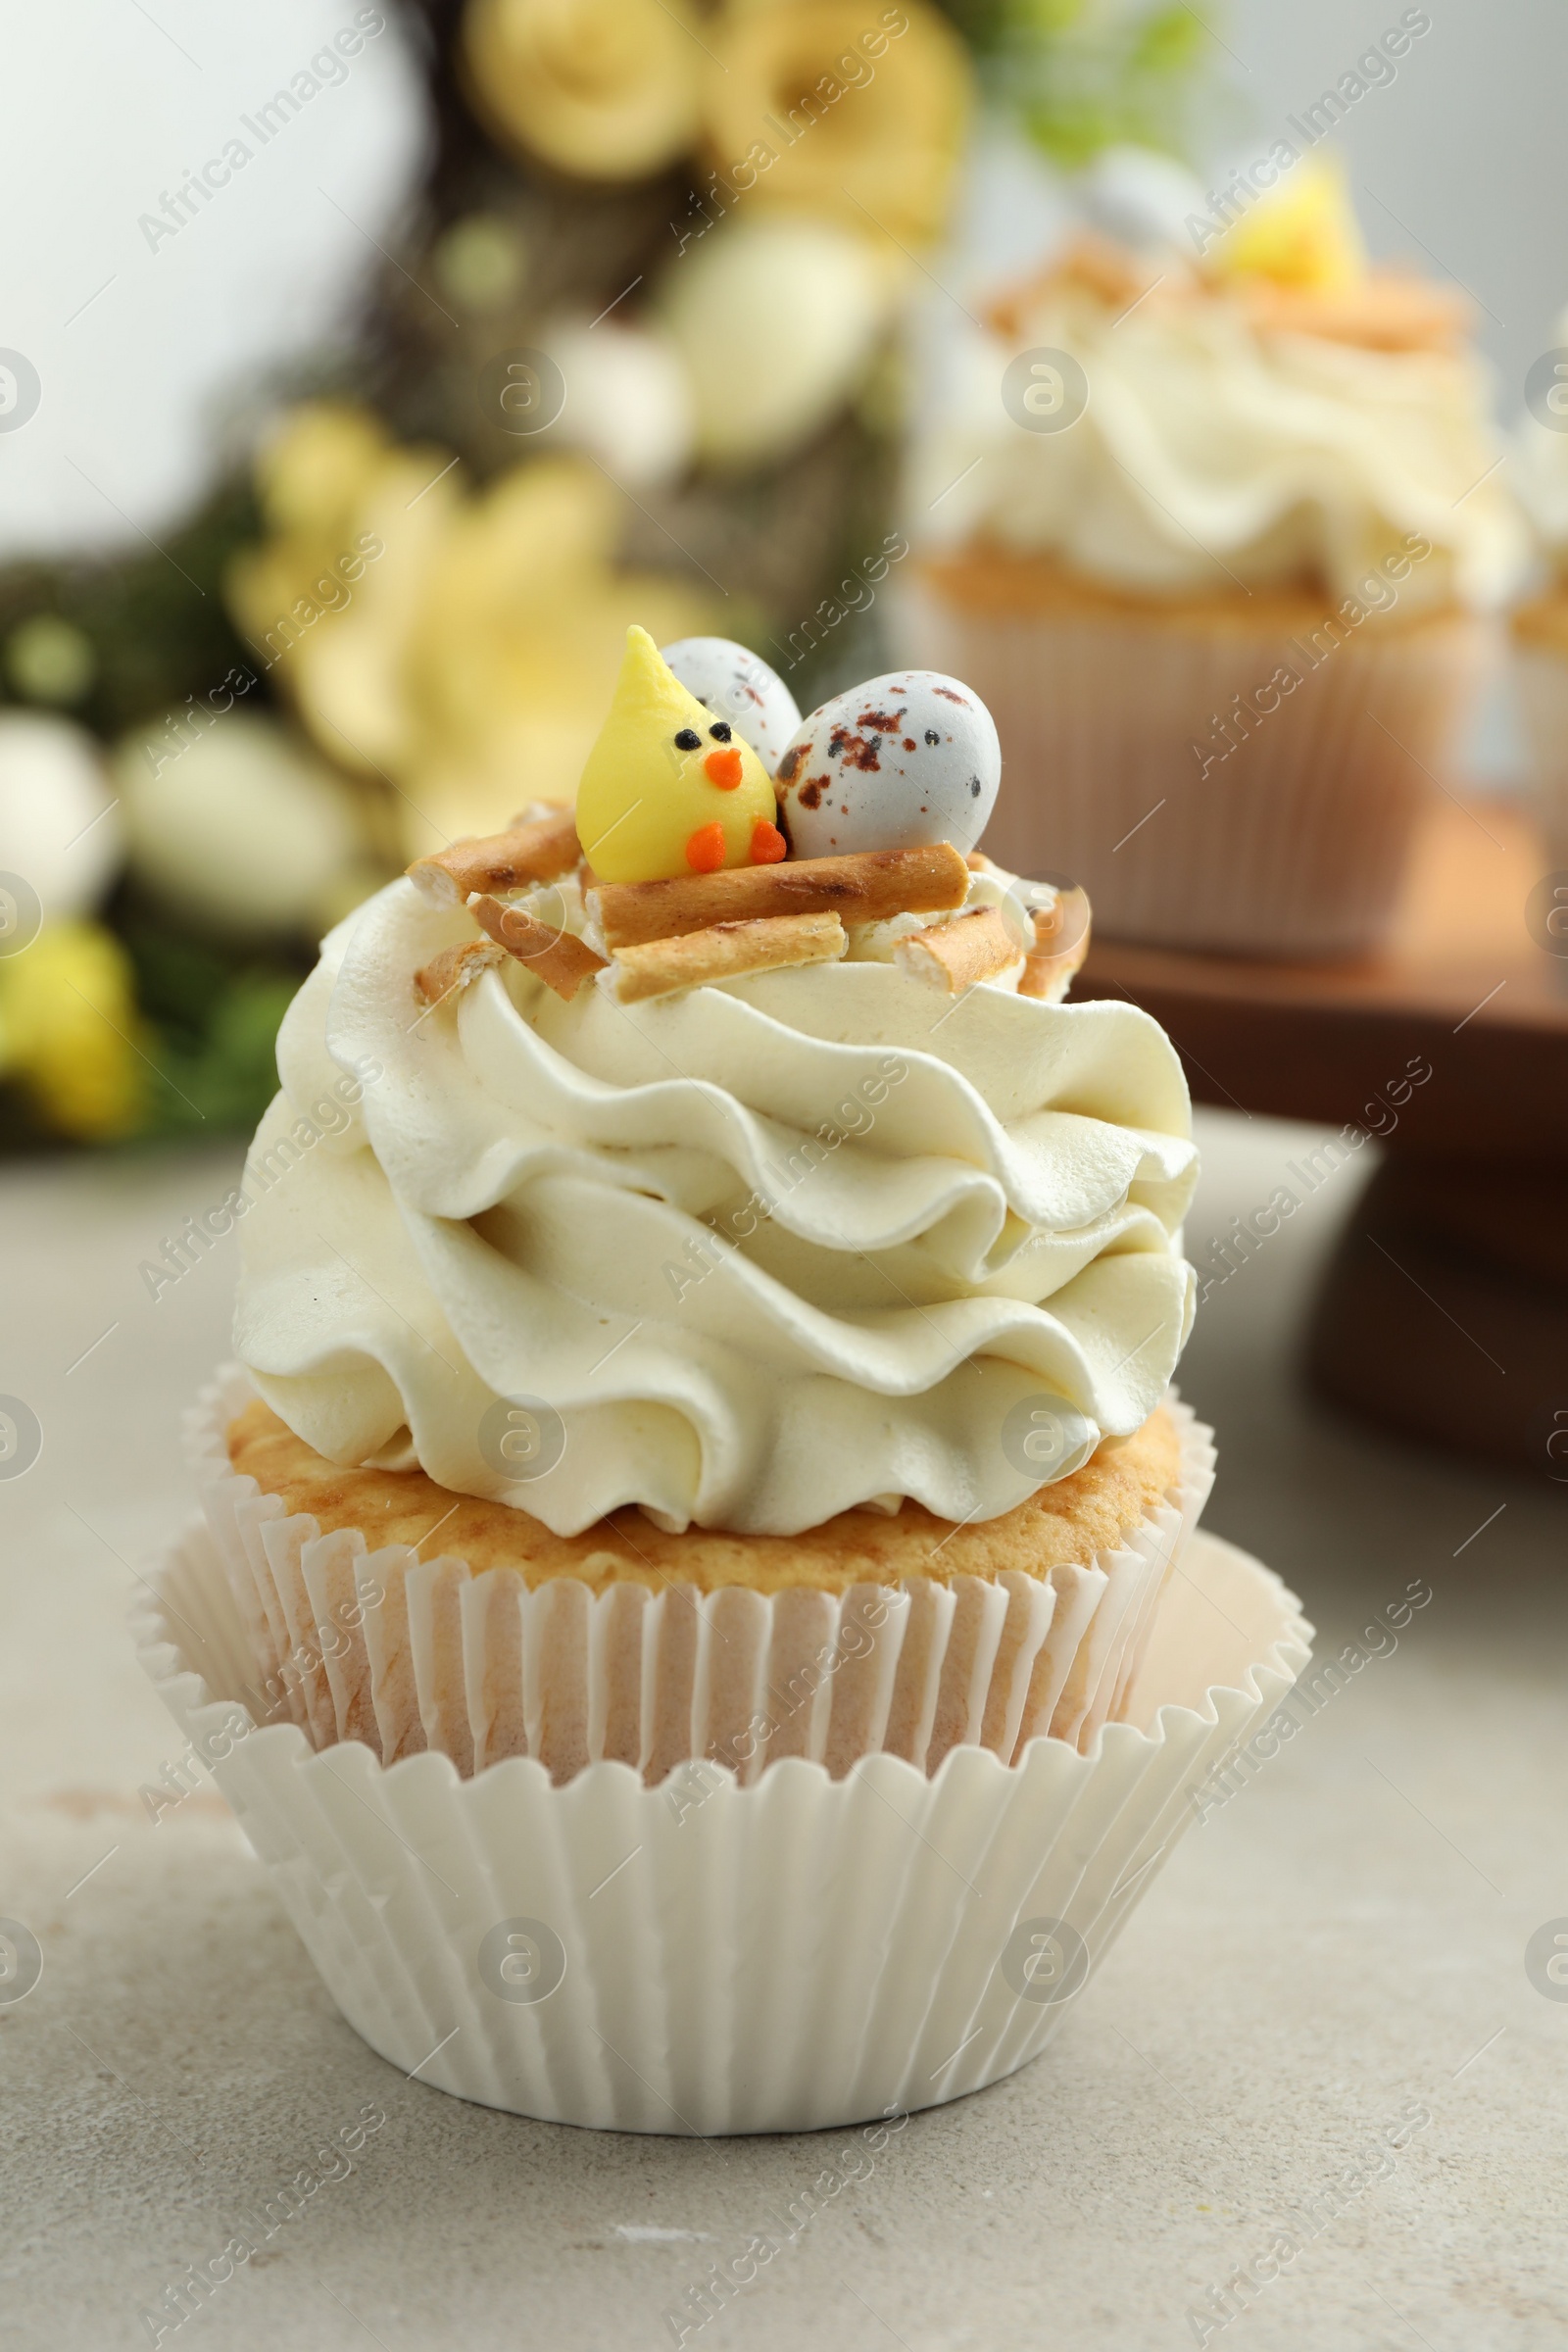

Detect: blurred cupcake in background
1512,318,1568,871
901,159,1529,957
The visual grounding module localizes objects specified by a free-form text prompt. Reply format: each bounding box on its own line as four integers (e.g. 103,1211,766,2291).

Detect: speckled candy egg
775,671,1001,858
660,637,802,777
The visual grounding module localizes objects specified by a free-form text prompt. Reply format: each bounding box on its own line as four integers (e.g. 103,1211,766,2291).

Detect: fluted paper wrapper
898,571,1489,958
184,1369,1214,1785
133,1517,1310,2133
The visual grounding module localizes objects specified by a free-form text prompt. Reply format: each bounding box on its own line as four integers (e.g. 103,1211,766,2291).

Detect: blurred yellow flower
461,0,703,181
227,405,711,857
0,922,144,1141
229,405,462,786
701,0,971,251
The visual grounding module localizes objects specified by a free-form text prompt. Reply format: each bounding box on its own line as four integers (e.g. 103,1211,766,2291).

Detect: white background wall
0,2,422,562
1227,0,1568,405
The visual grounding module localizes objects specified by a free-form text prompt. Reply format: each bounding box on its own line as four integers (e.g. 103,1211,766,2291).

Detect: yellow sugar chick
574,625,784,883
1213,157,1367,292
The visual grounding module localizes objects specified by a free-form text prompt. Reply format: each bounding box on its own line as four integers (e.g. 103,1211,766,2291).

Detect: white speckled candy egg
775,671,1001,858
660,637,802,776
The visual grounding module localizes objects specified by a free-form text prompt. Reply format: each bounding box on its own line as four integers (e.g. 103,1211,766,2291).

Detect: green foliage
1132,3,1205,78
938,0,1221,167
0,476,265,743
0,478,311,1150
117,902,303,1140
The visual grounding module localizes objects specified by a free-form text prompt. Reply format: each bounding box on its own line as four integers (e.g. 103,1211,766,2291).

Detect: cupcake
140,628,1312,2132
195,624,1203,1780
1513,323,1568,872
901,163,1528,956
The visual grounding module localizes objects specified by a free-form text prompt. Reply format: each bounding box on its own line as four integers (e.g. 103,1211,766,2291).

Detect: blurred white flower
114,711,363,939
540,314,695,488
0,710,123,921
659,213,894,470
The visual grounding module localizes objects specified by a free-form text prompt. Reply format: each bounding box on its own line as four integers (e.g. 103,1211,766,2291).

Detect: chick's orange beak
704,747,744,790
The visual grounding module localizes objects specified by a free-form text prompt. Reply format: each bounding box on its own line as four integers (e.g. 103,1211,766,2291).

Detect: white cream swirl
233,875,1198,1536
915,273,1527,615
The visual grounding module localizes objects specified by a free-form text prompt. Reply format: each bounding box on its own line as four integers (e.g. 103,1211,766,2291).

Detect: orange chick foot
685,821,727,872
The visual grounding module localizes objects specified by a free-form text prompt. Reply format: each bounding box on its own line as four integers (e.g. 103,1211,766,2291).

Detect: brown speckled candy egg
774,671,1001,858
659,637,802,777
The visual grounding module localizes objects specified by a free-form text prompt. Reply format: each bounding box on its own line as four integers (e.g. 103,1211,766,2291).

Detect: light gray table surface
1,1109,1563,2351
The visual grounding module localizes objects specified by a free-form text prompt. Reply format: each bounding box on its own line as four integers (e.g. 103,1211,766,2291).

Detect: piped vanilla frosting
233,868,1198,1536
914,249,1527,615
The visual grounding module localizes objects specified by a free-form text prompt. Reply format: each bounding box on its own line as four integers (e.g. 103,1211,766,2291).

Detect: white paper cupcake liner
184,1369,1215,1787
133,1515,1310,2133
896,569,1490,957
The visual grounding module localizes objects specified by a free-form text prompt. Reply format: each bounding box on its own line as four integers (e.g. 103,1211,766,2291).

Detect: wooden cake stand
1073,799,1568,1478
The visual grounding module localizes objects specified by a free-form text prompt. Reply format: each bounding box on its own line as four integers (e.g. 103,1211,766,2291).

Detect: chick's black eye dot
969,777,982,797
674,728,702,751
924,729,939,746
708,721,733,742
